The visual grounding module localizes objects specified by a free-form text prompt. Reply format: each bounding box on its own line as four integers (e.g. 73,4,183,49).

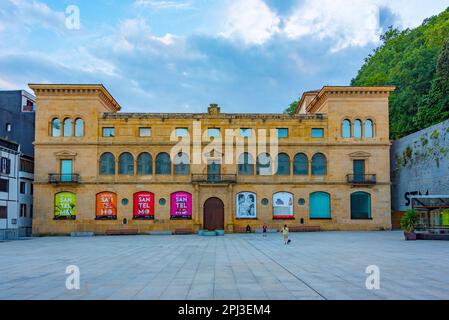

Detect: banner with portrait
273,192,294,219
236,192,257,219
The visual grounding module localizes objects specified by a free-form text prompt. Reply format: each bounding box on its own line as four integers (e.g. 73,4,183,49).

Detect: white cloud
134,0,193,10
0,77,20,90
5,0,65,32
219,0,281,46
111,17,204,60
284,0,382,52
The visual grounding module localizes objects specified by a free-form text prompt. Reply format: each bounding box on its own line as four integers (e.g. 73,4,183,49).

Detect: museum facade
30,84,394,235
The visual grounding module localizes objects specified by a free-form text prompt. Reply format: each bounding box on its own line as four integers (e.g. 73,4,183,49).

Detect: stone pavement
0,231,448,300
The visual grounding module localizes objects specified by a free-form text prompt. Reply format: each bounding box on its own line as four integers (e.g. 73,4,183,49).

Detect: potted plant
400,209,418,241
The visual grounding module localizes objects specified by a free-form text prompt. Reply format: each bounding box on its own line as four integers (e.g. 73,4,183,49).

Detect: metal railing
347,174,376,185
192,174,237,184
48,174,80,184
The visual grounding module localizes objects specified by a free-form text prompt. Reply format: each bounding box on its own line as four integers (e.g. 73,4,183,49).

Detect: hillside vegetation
351,8,449,139
285,8,449,139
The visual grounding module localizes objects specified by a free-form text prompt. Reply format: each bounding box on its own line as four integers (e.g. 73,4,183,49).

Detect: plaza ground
0,231,448,300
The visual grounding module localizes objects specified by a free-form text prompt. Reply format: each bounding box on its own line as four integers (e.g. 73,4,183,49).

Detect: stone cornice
305,86,396,113
28,84,121,113
35,142,391,147
101,113,327,121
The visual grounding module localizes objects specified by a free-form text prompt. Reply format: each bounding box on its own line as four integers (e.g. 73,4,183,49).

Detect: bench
288,226,321,233
105,229,138,236
174,228,195,235
234,227,253,233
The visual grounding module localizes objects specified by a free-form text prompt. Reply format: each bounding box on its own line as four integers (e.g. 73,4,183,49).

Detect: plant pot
404,232,417,241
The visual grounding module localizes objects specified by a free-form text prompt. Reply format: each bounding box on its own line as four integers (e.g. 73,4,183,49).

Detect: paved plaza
0,231,448,300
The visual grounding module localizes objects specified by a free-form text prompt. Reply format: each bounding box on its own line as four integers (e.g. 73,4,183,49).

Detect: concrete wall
0,91,36,157
391,119,449,212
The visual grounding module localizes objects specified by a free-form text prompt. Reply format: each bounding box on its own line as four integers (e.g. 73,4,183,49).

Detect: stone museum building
30,84,394,235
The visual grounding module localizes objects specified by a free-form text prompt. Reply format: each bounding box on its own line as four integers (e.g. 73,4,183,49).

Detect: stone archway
203,197,225,231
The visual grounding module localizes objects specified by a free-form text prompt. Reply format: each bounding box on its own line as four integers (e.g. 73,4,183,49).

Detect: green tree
351,7,449,139
415,37,449,128
284,100,299,115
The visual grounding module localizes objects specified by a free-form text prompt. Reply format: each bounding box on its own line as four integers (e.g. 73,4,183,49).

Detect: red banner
133,192,155,219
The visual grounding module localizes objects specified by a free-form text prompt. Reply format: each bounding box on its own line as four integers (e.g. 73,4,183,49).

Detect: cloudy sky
0,0,448,113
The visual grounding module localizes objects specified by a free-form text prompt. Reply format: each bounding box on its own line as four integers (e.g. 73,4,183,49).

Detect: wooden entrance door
203,198,225,231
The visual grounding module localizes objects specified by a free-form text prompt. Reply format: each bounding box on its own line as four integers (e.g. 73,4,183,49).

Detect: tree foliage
351,8,449,139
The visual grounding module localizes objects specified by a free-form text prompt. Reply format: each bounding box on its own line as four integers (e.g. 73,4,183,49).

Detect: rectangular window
208,128,221,138
61,160,73,182
311,128,324,138
175,128,189,138
139,127,152,137
30,205,33,218
353,160,365,183
0,157,11,174
30,183,33,195
240,128,253,138
20,159,34,173
277,128,289,138
0,206,7,219
20,182,26,194
102,127,115,137
0,179,8,192
20,204,27,218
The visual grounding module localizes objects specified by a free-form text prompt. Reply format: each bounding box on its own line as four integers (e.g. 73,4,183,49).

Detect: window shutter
5,159,11,174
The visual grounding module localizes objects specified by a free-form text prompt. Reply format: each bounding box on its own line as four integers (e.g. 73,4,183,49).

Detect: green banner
442,211,449,226
55,192,76,219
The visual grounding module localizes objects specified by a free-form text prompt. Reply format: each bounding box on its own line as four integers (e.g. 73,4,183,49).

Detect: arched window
63,118,72,137
51,118,61,137
276,153,290,176
311,153,327,176
238,153,254,176
293,153,308,176
137,153,152,176
75,118,84,137
99,153,115,176
342,119,351,138
257,153,272,176
174,152,190,176
351,192,371,219
118,153,134,175
156,153,171,175
354,120,362,138
364,120,373,138
310,192,331,219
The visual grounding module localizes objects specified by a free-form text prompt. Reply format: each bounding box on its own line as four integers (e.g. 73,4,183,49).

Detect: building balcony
347,174,377,185
192,174,237,184
48,174,80,184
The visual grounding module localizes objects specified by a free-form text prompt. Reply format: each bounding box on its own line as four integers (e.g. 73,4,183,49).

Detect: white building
0,138,34,240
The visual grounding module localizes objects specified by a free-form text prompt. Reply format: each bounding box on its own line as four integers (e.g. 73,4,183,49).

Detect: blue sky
0,0,448,113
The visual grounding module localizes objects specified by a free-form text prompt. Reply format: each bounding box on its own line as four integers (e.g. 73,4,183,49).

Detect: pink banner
170,192,192,220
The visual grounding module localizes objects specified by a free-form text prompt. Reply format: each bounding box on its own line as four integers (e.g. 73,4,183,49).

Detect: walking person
262,224,268,237
281,225,290,245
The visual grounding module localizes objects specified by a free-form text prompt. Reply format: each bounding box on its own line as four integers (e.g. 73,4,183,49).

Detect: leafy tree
415,37,449,128
284,100,299,115
351,7,449,139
